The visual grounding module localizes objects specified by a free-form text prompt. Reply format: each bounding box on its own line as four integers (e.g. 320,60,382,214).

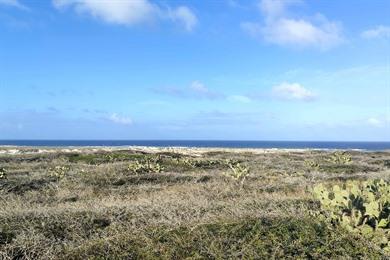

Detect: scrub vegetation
0,147,389,259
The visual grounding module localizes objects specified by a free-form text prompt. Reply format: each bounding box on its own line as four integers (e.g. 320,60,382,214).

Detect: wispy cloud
46,106,61,113
366,116,390,128
367,117,383,127
0,0,28,10
272,82,316,101
241,0,343,49
154,81,224,100
226,0,248,9
107,113,133,125
361,25,390,39
158,110,274,130
228,95,252,103
167,6,198,32
52,0,197,31
191,110,268,126
155,80,317,103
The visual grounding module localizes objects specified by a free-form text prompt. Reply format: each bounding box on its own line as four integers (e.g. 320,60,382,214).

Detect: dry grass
0,147,389,259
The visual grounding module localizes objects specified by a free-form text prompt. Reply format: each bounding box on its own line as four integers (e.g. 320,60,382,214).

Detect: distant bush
313,179,390,252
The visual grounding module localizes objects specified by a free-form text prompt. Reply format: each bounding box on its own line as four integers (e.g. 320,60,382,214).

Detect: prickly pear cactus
304,160,320,172
327,151,352,164
49,166,70,179
182,158,198,168
224,160,250,183
180,158,221,169
127,158,164,174
313,179,390,252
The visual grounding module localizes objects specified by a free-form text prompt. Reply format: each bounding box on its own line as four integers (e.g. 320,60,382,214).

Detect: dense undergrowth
61,218,381,259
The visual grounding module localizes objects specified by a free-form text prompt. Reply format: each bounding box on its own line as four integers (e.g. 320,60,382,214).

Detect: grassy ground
0,147,389,259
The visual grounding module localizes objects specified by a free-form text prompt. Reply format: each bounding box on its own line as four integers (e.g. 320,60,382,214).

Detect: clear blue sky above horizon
0,0,389,141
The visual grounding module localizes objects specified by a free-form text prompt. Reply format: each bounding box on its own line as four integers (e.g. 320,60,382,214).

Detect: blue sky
0,0,389,141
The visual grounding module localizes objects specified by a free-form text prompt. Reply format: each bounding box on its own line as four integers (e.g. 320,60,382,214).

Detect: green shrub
313,179,390,252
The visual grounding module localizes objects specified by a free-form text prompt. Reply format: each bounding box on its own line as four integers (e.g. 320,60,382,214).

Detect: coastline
1,140,389,151
0,145,381,156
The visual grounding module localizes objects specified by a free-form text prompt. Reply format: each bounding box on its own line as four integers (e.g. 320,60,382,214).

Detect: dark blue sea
0,140,389,150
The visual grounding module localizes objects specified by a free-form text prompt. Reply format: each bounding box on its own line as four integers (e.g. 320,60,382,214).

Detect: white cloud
242,0,343,49
53,0,197,31
366,116,390,128
0,0,28,10
259,0,301,20
272,82,316,101
168,6,198,32
262,17,342,49
361,25,390,39
187,81,223,99
228,95,252,103
367,117,383,127
53,0,156,25
108,113,132,125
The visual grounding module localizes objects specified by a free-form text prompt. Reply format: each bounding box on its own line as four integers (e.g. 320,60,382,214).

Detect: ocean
0,140,389,150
